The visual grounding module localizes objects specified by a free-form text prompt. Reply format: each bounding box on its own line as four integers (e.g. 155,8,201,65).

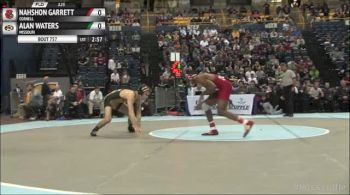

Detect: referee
280,63,297,117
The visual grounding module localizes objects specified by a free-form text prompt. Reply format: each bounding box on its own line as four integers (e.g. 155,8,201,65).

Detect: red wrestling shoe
243,120,254,138
202,129,219,136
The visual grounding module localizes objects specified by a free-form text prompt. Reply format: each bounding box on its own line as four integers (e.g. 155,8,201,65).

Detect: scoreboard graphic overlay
2,2,106,43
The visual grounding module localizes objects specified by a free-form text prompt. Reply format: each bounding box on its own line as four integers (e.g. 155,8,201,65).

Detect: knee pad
202,103,211,111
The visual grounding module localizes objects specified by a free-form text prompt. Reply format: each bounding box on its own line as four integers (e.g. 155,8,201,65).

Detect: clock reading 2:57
91,36,104,43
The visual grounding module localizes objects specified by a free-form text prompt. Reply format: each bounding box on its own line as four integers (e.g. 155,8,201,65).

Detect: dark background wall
1,36,37,112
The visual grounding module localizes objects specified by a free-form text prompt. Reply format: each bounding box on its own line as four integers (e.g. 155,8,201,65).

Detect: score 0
88,8,106,17
89,22,106,30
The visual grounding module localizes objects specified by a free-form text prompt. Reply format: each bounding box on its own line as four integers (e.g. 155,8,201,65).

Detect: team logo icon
4,24,14,31
2,8,17,21
2,22,17,35
5,9,14,19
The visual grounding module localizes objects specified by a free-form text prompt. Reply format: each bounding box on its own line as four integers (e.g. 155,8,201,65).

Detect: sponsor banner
187,94,255,115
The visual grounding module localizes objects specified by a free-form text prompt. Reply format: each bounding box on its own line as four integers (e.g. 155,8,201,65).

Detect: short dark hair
138,84,150,95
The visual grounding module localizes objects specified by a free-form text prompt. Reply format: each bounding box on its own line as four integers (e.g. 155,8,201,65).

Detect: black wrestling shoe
90,130,98,136
202,129,219,136
128,124,135,133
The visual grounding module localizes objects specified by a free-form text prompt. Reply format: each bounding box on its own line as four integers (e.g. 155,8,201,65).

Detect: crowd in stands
107,30,142,91
76,42,107,88
107,8,141,26
157,19,349,113
313,20,349,76
303,2,349,24
156,8,217,26
227,3,293,25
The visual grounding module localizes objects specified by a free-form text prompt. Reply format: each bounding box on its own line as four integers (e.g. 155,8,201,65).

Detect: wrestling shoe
202,129,219,136
128,124,135,133
243,120,254,138
90,130,98,136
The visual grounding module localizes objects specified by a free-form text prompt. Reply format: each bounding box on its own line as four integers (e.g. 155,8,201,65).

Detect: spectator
274,64,283,79
88,86,104,117
296,36,305,49
24,91,43,120
200,38,209,48
322,2,329,16
308,65,319,81
111,59,121,71
330,48,344,61
64,85,79,118
159,67,173,87
41,76,51,112
341,3,349,17
283,4,291,15
291,0,301,8
234,80,248,94
13,83,23,102
108,58,116,71
110,68,120,87
132,44,140,53
132,20,140,26
245,67,255,80
308,80,324,111
95,52,106,66
260,94,282,115
132,30,141,41
264,2,270,15
75,82,87,117
125,44,133,55
16,83,33,119
335,80,349,112
46,84,64,120
239,6,247,14
321,82,335,112
256,66,266,84
120,69,131,88
248,73,258,85
342,71,350,85
271,82,284,110
264,81,281,110
78,55,89,66
247,80,260,94
52,84,64,114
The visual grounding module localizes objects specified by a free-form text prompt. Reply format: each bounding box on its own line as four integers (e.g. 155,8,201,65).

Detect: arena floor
1,113,349,194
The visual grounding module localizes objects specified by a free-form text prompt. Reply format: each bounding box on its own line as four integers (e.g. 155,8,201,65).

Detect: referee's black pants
283,85,294,115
